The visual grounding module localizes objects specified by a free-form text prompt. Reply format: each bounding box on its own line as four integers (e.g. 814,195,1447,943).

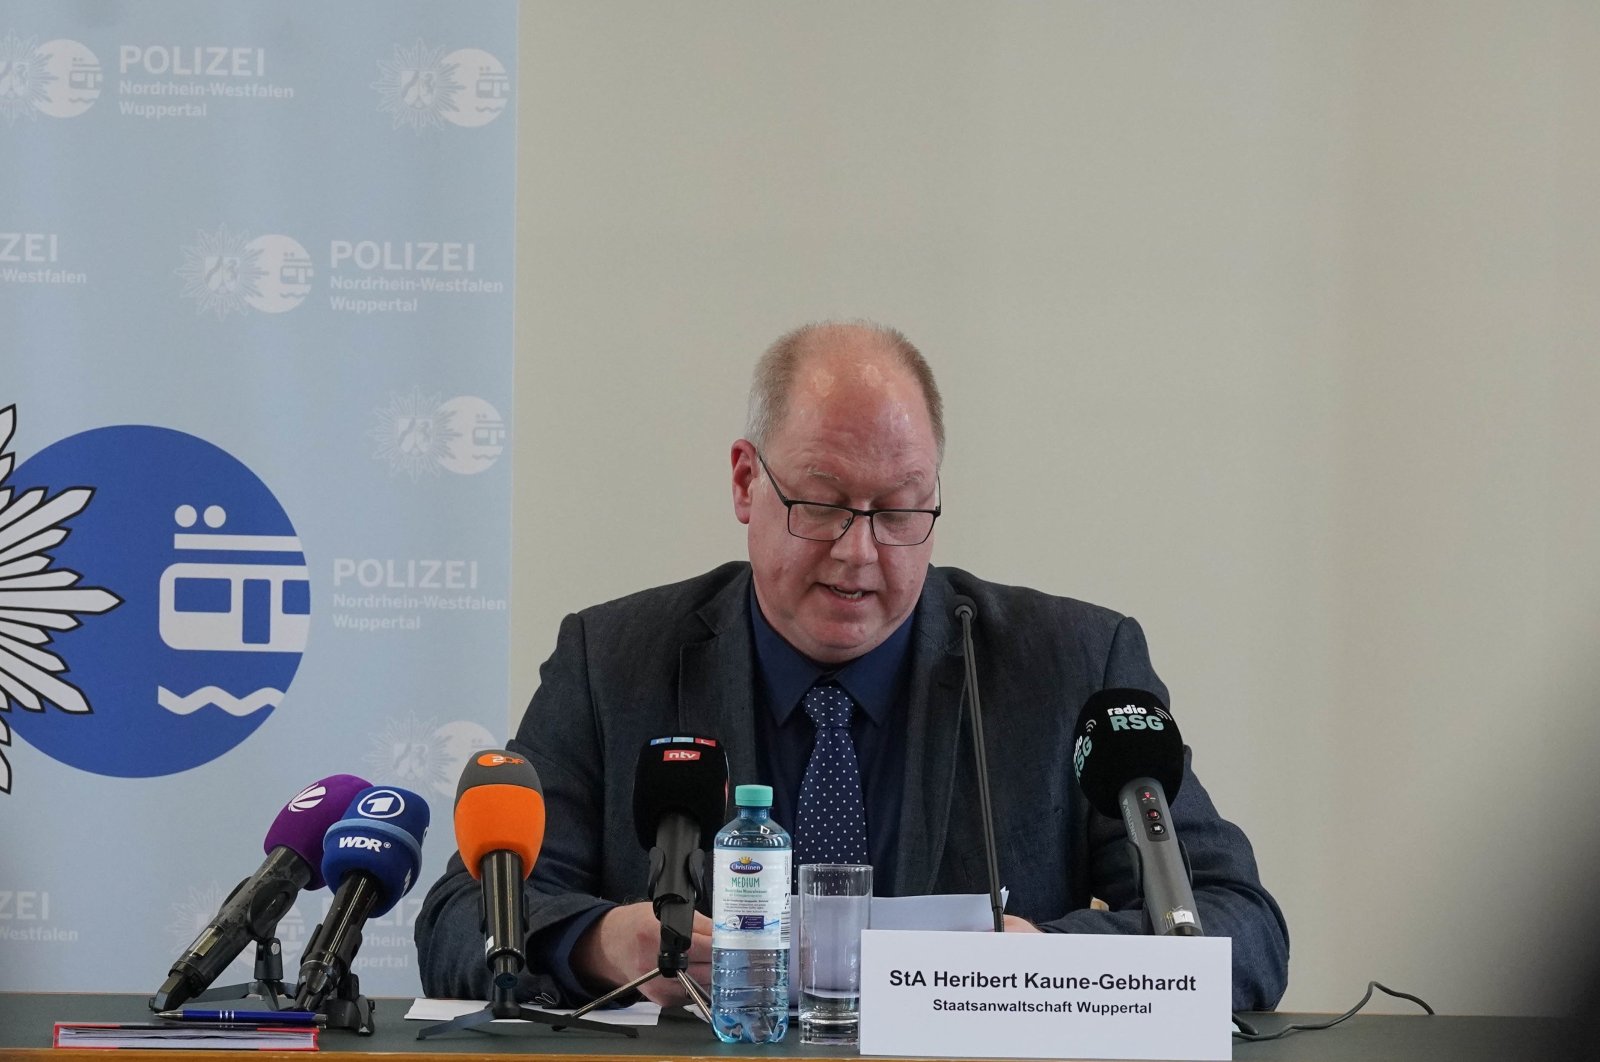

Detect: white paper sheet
403,997,661,1026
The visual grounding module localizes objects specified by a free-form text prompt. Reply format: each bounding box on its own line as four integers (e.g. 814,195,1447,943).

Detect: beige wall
510,2,1600,1014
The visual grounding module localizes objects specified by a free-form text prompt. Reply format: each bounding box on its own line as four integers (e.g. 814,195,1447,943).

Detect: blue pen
155,1009,324,1026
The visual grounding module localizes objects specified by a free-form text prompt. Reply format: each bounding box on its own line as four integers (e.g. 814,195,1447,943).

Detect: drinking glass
796,863,872,1046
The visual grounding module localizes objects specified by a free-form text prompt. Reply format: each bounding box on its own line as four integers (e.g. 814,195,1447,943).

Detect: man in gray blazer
416,321,1289,1012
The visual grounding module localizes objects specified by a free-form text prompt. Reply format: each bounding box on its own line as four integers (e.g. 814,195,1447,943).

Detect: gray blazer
416,563,1289,1011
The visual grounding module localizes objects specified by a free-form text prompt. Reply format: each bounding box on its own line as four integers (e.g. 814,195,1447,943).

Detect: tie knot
803,681,853,730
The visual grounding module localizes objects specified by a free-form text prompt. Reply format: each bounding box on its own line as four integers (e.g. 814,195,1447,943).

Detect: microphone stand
417,855,633,1040
570,817,711,1022
955,599,1006,932
415,977,630,1039
181,938,293,1010
314,972,375,1035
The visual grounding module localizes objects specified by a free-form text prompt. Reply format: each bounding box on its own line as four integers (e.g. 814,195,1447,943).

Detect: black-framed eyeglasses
757,453,941,547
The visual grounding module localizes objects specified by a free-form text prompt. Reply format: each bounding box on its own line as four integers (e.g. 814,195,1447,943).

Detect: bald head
745,321,946,465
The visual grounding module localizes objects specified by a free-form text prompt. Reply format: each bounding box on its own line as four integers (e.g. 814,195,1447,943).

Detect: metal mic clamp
315,972,375,1035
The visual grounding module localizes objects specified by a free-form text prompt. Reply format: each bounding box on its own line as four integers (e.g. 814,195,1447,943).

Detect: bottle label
712,847,791,950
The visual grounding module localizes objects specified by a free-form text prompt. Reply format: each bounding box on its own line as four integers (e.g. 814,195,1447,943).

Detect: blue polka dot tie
793,681,869,872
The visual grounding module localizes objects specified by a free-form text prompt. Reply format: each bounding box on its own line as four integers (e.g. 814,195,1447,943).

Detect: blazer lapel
895,569,968,894
677,568,760,801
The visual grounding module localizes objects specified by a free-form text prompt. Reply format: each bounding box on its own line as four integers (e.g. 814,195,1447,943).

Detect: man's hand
1003,914,1042,933
572,902,714,1007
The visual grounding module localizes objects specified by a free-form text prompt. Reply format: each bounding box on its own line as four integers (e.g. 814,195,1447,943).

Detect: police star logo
0,406,123,794
367,388,459,481
364,714,495,802
177,225,266,319
0,32,51,124
372,39,461,132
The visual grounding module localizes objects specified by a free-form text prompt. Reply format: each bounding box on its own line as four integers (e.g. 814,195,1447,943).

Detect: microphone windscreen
453,750,545,881
264,774,372,890
1071,688,1185,818
632,736,727,850
320,786,431,916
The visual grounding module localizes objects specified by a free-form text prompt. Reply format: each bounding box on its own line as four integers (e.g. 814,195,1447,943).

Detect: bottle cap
734,784,773,808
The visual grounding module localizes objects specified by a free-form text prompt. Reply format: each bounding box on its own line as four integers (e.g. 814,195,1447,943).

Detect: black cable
1232,981,1434,1042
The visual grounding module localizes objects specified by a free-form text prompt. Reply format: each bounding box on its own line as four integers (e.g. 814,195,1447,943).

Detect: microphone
152,774,371,1012
632,736,727,971
951,595,1005,932
293,786,430,1011
1071,688,1202,936
418,754,638,1038
453,750,545,999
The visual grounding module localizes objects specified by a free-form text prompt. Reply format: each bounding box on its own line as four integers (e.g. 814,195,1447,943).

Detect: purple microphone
152,774,370,1012
264,776,373,891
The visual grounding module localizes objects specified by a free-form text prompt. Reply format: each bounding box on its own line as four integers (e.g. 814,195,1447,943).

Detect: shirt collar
749,586,914,727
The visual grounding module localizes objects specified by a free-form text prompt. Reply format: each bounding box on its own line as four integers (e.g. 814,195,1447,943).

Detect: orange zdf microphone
454,750,546,990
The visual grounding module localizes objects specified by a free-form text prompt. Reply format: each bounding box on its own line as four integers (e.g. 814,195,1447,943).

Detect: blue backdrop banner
0,0,517,997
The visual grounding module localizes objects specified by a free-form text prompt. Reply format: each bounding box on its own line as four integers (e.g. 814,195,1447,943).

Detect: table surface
0,992,1581,1062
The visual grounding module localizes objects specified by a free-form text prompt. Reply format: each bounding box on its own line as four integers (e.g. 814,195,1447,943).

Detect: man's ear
731,440,758,525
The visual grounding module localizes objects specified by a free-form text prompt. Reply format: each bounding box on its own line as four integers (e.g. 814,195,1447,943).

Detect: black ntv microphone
566,738,730,1023
951,594,1005,933
632,736,728,970
1072,688,1202,936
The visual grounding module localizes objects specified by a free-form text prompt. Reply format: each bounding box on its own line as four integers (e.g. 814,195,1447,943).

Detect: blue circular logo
10,426,307,777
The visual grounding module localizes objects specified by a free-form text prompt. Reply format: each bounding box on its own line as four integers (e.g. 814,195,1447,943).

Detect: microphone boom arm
955,602,1006,932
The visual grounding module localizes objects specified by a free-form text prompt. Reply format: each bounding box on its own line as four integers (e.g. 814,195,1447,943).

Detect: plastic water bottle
711,784,790,1043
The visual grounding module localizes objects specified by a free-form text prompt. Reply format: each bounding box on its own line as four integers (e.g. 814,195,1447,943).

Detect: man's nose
829,514,879,564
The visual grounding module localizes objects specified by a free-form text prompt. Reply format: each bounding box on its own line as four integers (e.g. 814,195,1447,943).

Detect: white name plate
859,929,1232,1060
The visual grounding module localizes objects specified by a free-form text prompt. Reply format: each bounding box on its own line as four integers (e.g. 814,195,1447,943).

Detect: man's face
732,353,939,665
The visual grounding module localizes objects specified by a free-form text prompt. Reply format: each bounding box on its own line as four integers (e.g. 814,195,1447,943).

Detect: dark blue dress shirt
748,588,913,892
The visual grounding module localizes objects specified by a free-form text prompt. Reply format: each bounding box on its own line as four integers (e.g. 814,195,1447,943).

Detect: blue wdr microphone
293,786,430,1017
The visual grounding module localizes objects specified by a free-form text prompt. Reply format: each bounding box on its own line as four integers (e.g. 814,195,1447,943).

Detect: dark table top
0,992,1581,1062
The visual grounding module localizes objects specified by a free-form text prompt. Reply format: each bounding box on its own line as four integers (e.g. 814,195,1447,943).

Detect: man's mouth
825,585,866,600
